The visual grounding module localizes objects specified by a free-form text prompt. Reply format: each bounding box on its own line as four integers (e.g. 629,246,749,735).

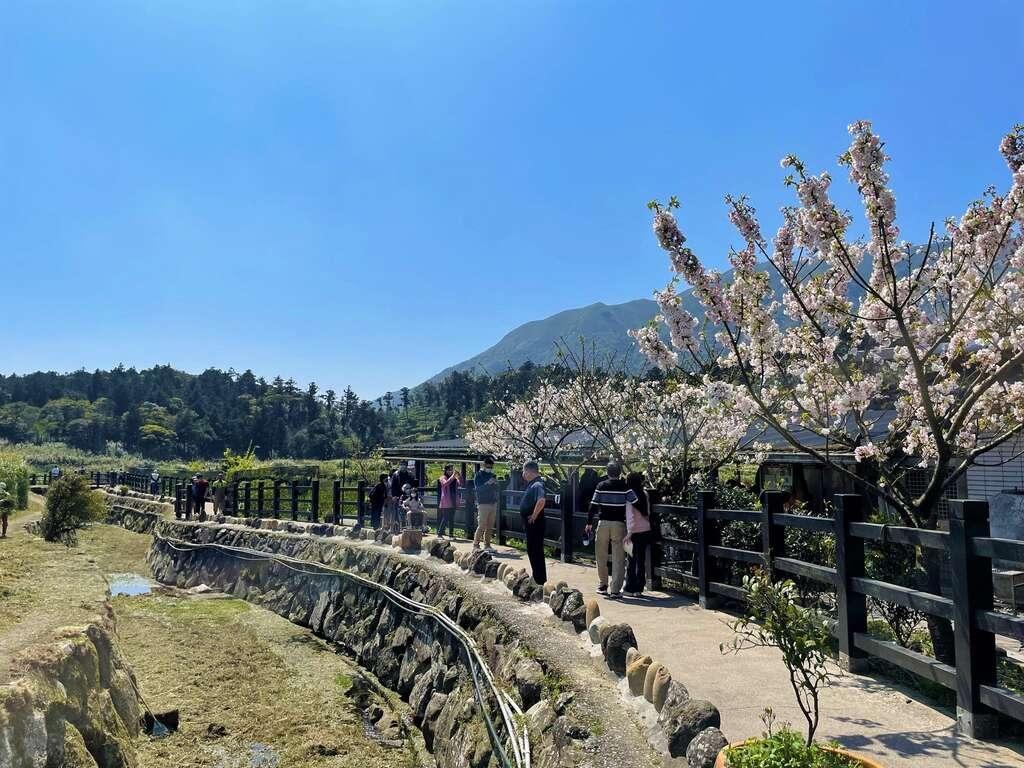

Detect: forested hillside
0,363,557,460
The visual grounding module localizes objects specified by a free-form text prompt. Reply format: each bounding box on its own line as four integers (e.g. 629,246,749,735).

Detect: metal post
949,499,998,738
834,493,869,673
310,479,320,522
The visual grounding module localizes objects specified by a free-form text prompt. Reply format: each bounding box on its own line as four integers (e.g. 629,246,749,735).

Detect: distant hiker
472,457,499,552
50,466,61,483
585,462,637,599
436,465,460,539
150,470,160,496
519,461,547,585
192,474,209,521
369,473,389,529
623,471,652,598
0,482,12,539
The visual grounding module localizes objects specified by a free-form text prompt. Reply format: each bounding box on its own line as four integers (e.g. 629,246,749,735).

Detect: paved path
438,535,1024,768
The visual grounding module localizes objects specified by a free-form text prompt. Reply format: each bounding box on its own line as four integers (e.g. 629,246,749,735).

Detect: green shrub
0,452,30,509
724,725,857,767
39,474,105,546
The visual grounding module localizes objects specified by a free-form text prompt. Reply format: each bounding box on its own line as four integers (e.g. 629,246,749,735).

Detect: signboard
761,463,793,492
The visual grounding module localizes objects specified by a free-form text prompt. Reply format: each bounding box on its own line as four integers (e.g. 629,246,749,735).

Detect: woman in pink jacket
623,471,652,597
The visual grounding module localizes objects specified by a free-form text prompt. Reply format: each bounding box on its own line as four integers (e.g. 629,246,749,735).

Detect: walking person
149,470,160,496
623,471,652,598
0,482,12,539
585,462,637,599
436,465,460,539
192,473,210,522
473,457,499,552
519,461,547,585
368,473,389,529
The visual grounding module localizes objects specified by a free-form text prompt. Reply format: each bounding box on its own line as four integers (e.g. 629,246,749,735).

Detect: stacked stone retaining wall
149,519,664,768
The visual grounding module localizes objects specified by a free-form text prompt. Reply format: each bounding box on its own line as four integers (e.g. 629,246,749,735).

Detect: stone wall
149,519,663,768
98,491,171,535
0,606,144,768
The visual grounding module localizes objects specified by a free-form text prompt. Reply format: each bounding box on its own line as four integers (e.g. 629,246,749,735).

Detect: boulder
526,699,556,734
665,700,721,758
656,680,691,725
651,666,674,711
484,560,500,579
395,529,423,551
626,647,641,668
685,726,729,768
514,658,545,709
587,616,609,645
625,654,653,696
497,563,509,581
643,662,666,704
421,692,449,750
560,590,587,632
584,599,600,627
601,624,638,676
549,583,572,616
543,582,556,597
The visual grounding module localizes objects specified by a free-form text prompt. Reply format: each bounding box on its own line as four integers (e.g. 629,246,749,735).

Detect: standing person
213,473,227,514
192,474,210,522
50,466,61,483
519,461,547,585
585,462,636,599
388,467,405,531
436,465,460,539
623,471,652,598
369,473,389,529
0,482,12,539
472,458,499,552
149,470,160,496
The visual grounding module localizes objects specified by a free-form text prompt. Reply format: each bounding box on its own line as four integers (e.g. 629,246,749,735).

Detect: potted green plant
716,571,882,767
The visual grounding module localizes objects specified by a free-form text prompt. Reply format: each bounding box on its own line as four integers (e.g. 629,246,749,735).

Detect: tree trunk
922,547,956,665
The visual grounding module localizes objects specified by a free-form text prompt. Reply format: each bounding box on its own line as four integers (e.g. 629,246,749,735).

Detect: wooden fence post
561,473,577,564
310,479,320,522
290,480,299,521
257,481,265,517
949,499,998,738
761,490,787,578
174,484,183,519
834,493,869,673
272,481,281,517
184,484,193,521
497,480,507,546
332,480,341,525
357,480,367,527
245,481,253,516
696,489,719,609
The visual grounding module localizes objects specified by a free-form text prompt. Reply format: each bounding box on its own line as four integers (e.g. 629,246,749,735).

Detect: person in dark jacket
369,473,389,529
519,461,547,585
472,457,499,551
192,474,210,522
585,462,636,599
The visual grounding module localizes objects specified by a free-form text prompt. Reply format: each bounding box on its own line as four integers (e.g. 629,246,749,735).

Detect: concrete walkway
439,535,1024,768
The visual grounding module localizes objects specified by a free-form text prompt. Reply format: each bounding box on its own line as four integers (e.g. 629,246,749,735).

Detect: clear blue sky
2,1,1021,398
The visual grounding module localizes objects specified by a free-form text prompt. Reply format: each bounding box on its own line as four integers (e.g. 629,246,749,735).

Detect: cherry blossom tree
637,121,1024,662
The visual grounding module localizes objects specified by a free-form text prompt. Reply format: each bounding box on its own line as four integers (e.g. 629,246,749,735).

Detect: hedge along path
444,537,1024,768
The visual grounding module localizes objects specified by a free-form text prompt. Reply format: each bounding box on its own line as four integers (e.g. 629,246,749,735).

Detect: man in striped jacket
585,463,637,599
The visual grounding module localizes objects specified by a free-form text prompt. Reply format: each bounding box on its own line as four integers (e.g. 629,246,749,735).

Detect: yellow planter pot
715,741,884,768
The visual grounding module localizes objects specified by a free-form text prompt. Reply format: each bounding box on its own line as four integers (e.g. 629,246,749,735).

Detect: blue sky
2,1,1021,398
